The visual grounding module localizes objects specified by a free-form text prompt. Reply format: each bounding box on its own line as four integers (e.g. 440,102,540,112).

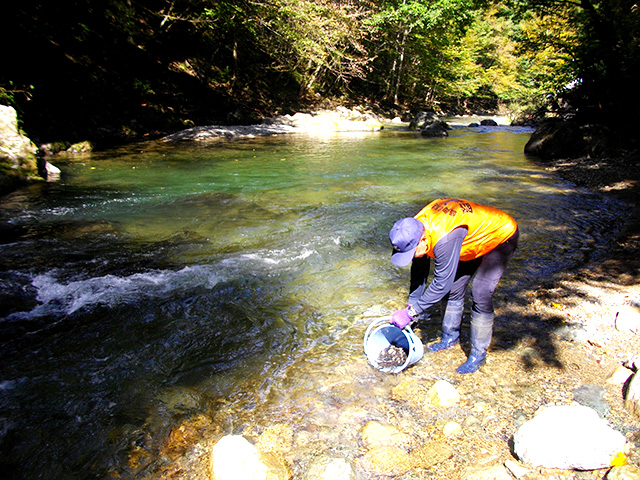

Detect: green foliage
2,0,637,142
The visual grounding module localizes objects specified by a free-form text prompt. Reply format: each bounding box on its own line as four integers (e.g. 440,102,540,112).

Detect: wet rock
391,380,428,405
607,464,640,480
572,384,610,417
421,121,450,138
259,451,291,480
67,140,94,153
409,111,438,130
161,414,213,459
360,445,411,476
256,424,293,456
480,119,498,126
513,404,627,470
524,119,588,159
158,387,203,415
427,380,460,407
303,455,356,480
360,421,414,450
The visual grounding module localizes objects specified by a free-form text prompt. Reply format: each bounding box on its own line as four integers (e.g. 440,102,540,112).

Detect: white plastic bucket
363,317,424,373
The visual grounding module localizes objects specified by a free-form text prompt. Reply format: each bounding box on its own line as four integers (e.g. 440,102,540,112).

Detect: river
0,123,627,478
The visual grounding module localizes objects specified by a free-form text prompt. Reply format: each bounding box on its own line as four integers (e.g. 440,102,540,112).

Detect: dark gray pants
448,228,519,314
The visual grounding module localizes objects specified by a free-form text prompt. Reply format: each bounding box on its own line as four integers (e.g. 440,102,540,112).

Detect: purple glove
390,308,413,329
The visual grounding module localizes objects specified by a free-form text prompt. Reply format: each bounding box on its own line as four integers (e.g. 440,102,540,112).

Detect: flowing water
0,124,627,478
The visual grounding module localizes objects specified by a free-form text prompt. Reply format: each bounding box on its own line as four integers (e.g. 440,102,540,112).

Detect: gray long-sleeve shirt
408,226,468,314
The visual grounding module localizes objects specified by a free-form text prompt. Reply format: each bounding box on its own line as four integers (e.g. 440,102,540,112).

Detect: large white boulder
513,404,626,470
210,435,267,480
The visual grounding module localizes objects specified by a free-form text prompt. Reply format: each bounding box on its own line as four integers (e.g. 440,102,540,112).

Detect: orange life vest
415,198,518,261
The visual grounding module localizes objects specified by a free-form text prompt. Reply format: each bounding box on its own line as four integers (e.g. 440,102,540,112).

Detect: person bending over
389,198,519,374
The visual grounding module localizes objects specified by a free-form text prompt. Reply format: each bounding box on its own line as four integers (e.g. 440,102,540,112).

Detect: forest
2,0,639,147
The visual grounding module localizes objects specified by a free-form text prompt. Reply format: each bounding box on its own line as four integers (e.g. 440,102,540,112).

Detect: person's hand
390,308,413,329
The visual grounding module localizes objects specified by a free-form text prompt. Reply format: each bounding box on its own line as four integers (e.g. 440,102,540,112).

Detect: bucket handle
363,316,391,345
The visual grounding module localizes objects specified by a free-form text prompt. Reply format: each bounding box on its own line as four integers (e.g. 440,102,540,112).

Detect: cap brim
391,247,417,267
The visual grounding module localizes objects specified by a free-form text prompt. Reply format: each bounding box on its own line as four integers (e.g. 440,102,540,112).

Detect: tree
364,0,483,106
508,0,640,124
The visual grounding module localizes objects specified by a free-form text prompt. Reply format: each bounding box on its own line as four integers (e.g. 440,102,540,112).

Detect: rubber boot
456,311,494,374
428,299,464,352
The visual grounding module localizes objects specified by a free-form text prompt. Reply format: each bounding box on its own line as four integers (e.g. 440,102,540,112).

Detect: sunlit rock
607,366,634,385
409,111,438,130
303,454,356,480
615,305,640,333
513,405,627,470
67,140,94,153
210,435,267,480
44,161,61,181
360,421,414,450
426,380,460,407
359,446,411,476
0,104,40,194
442,421,462,437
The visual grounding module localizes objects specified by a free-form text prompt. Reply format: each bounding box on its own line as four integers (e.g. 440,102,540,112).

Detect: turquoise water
0,126,625,478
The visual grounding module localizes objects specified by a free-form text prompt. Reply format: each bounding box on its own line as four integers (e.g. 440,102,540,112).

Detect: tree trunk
393,26,410,105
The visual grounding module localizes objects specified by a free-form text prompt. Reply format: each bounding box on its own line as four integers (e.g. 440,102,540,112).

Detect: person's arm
410,226,467,315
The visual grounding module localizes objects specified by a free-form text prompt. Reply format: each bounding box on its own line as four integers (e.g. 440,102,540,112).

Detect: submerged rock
210,435,289,480
303,455,356,480
360,446,411,476
426,380,460,407
360,421,414,451
409,441,454,469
